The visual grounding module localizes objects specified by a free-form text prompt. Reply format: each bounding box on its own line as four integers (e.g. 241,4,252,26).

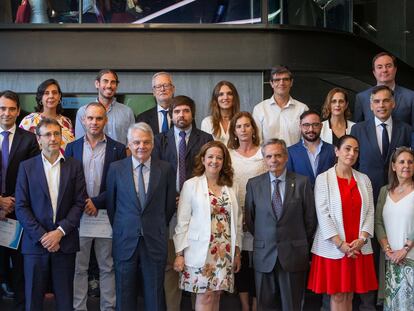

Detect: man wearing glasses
253,66,308,146
75,69,135,145
136,72,176,135
15,118,87,311
287,110,335,188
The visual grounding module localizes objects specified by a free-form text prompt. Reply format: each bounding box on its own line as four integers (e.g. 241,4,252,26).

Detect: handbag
15,0,31,24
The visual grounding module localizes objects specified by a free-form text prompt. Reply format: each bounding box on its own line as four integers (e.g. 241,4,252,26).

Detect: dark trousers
24,252,75,311
256,259,306,311
115,240,165,311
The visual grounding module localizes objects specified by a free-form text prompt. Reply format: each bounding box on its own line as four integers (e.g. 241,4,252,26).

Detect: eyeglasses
301,123,321,129
38,131,61,138
271,77,291,83
153,83,173,91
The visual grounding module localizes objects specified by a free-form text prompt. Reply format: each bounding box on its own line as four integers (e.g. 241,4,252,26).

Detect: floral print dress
179,189,234,293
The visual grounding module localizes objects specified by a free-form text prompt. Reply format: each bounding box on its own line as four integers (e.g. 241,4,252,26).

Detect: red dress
307,176,378,294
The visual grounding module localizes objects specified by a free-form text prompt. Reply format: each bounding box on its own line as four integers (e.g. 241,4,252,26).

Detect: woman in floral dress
19,78,74,152
174,140,243,310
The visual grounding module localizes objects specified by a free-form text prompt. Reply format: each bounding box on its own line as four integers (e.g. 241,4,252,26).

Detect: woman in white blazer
173,140,243,311
320,88,355,145
308,135,378,311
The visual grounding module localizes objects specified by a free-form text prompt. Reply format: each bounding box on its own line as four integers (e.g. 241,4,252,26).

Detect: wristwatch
360,236,368,244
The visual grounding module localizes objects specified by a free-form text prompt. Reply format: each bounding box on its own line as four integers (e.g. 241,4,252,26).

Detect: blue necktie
272,179,283,220
381,123,389,161
138,163,146,210
179,131,186,190
1,131,10,194
161,110,169,133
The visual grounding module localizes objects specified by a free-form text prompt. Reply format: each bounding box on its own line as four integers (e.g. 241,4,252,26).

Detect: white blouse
383,192,414,260
201,116,229,146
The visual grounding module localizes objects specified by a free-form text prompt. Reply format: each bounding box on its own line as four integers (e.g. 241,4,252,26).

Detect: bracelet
336,240,344,249
175,253,184,257
384,244,391,252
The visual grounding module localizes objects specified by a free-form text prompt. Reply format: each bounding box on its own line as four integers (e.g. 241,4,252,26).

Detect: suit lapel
167,130,178,166
144,161,161,211
73,139,84,163
299,145,315,179
101,138,114,193
186,129,199,157
280,172,295,220
36,156,52,204
8,128,23,161
388,121,401,160
366,119,382,161
261,173,276,222
123,158,139,209
57,159,70,210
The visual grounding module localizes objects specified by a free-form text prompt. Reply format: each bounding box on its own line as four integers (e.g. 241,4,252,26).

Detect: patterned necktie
161,110,169,133
178,131,187,190
381,123,389,160
1,131,10,194
272,179,283,220
138,163,146,210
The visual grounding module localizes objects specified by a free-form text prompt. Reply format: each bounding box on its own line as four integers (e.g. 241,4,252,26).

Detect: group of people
0,50,413,311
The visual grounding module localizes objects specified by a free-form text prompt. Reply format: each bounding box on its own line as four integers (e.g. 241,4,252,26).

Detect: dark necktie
1,131,10,194
161,110,169,133
178,131,187,190
381,123,389,160
138,163,146,210
272,179,283,220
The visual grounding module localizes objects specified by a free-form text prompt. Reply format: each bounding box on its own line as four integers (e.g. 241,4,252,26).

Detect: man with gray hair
136,72,176,135
106,122,176,311
245,138,316,310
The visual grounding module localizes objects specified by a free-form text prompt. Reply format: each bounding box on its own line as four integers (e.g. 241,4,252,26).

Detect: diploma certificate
79,210,112,238
0,218,23,249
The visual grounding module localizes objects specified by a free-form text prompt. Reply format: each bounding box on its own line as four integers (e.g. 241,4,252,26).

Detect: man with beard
152,95,213,311
287,110,335,187
75,69,135,145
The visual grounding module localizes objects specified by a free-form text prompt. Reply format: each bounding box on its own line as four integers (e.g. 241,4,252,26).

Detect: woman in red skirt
308,135,377,311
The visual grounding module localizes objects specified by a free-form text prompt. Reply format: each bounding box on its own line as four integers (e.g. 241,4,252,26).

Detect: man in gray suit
245,138,317,311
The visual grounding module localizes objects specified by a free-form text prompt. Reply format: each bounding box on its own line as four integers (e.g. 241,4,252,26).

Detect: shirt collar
41,153,65,167
270,96,294,108
301,138,323,152
174,125,192,137
269,168,287,182
157,104,169,113
0,124,16,134
83,134,107,144
132,156,151,170
96,97,117,111
374,116,393,127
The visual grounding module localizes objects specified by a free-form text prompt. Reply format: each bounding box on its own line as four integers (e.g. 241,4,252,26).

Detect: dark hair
96,69,119,84
299,109,321,122
335,134,359,150
372,52,396,70
0,90,20,108
35,117,61,136
227,111,260,150
370,85,394,103
209,81,240,138
270,65,293,80
193,141,233,187
261,138,288,157
168,95,196,119
35,79,63,114
321,88,351,120
388,147,414,191
84,102,107,114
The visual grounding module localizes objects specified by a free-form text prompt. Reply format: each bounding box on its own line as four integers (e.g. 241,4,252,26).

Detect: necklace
395,182,414,194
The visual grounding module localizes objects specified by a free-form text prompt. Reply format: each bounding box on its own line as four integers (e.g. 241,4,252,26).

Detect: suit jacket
320,119,355,144
245,171,316,273
152,127,213,180
15,155,87,255
287,140,335,186
354,84,414,127
106,157,176,263
350,118,411,201
64,135,126,209
173,175,243,268
136,106,161,135
311,167,374,259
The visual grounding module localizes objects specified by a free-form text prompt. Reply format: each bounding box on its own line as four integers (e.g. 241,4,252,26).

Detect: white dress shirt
253,96,308,146
374,116,393,154
131,156,150,197
200,116,229,145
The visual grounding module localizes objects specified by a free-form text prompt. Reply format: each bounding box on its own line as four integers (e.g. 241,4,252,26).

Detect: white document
79,210,112,238
0,218,23,249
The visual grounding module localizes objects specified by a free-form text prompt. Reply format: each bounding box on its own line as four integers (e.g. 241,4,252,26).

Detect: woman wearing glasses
20,79,74,152
201,81,240,145
375,147,414,310
320,88,355,145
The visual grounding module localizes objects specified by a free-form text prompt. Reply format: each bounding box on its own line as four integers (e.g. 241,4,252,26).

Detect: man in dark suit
287,109,335,187
136,72,175,135
15,118,87,311
245,138,316,311
354,52,414,127
351,85,411,311
65,102,126,311
0,90,39,310
152,95,213,311
106,122,176,311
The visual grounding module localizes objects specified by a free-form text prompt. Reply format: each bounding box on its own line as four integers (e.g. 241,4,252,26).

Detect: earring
234,137,238,140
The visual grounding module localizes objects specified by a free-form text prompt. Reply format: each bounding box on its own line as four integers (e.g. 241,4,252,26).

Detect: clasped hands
40,229,64,253
385,248,408,265
339,238,365,258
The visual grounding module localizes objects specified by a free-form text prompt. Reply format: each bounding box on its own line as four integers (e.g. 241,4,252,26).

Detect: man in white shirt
15,118,87,311
253,66,308,146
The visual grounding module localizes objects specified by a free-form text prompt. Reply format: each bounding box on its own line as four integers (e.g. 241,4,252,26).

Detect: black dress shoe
1,282,15,299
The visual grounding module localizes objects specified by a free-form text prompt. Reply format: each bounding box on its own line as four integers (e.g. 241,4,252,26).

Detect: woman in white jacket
174,140,243,311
